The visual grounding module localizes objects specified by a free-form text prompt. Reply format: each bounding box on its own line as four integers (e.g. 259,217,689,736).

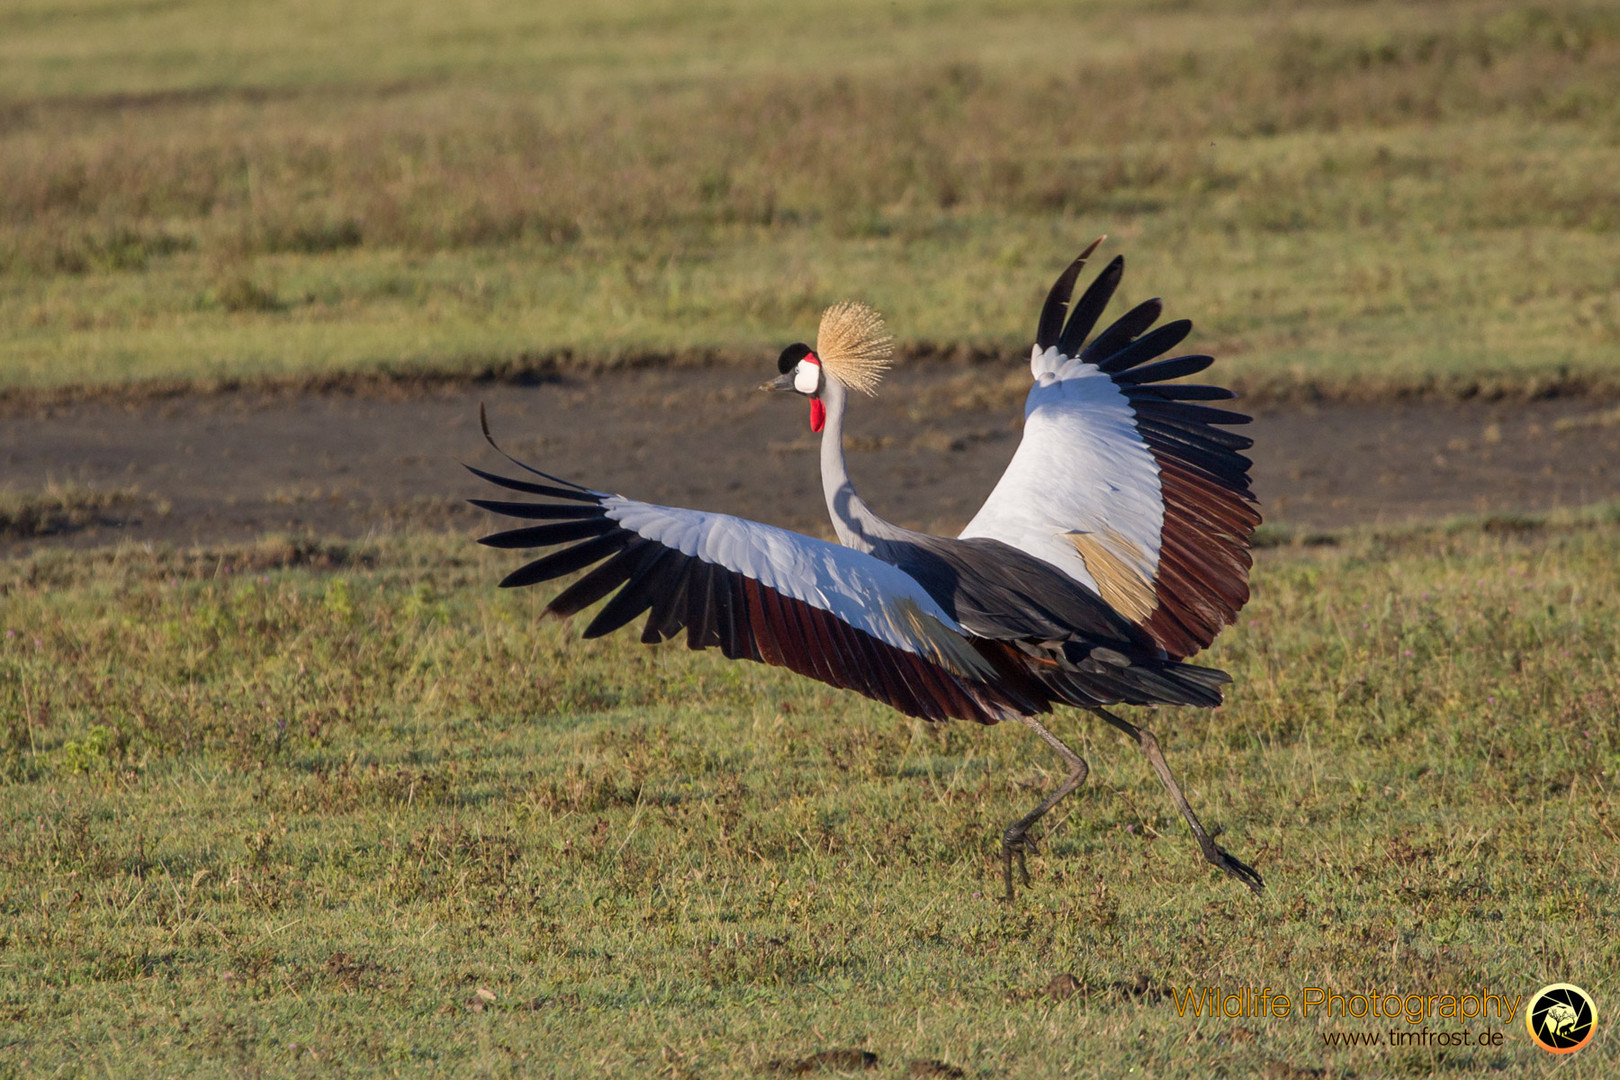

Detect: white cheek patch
794,362,820,395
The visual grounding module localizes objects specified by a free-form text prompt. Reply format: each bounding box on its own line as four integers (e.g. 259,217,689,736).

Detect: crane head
760,301,891,433
760,342,827,432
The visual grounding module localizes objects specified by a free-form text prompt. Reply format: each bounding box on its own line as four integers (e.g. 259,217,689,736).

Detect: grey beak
759,372,796,393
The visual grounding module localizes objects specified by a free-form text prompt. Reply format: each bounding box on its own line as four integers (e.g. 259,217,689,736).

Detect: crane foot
998,716,1089,903
1000,827,1037,902
1203,839,1265,894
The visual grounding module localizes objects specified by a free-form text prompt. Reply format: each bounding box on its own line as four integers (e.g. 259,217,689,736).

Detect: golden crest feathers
816,301,893,396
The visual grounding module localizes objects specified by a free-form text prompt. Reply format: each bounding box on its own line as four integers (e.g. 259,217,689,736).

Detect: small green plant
59,723,120,774
401,583,447,623
323,577,354,619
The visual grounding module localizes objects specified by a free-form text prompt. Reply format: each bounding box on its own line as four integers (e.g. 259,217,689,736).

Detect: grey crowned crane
471,240,1264,900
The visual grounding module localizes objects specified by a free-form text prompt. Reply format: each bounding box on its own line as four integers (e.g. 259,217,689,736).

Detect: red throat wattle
809,398,826,433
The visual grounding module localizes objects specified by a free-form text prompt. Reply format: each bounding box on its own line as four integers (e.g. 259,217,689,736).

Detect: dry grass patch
0,484,162,540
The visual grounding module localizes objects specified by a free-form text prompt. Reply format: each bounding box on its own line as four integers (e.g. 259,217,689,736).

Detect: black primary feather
1113,354,1214,386
498,532,628,590
1057,254,1125,356
1084,298,1163,365
546,536,646,615
1134,418,1256,468
1095,319,1192,374
478,518,615,549
1143,401,1253,428
582,545,674,638
467,499,606,520
1035,237,1105,351
477,403,596,493
463,464,597,502
1129,383,1235,402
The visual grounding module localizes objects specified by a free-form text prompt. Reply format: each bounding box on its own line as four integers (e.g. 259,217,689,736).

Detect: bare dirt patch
4,362,1619,556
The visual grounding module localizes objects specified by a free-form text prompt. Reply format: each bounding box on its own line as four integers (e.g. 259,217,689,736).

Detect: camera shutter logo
1526,983,1596,1054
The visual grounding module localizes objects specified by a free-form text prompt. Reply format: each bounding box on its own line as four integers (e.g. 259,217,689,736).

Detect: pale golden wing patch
1066,530,1158,622
883,596,997,681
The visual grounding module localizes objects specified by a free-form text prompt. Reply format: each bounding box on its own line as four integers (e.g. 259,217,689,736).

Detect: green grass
1,518,1616,1076
2,0,1619,396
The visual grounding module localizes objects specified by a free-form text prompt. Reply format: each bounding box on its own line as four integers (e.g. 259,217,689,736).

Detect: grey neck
818,377,902,553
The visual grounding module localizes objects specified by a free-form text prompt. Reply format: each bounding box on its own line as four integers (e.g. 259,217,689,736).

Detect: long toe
1215,848,1264,894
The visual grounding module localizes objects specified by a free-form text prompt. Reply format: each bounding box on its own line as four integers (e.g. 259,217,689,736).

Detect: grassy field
3,0,1619,396
1,514,1615,1076
2,1,1617,1075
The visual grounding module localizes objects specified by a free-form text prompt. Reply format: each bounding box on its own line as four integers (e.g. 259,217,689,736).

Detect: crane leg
1089,707,1264,894
1001,715,1089,902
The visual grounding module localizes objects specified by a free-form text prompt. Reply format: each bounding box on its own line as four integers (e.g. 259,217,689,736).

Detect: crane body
473,242,1263,899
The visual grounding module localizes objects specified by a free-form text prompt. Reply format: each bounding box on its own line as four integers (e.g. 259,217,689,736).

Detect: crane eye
794,362,821,395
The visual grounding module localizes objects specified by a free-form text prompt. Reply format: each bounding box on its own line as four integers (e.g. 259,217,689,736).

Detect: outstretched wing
959,249,1260,660
468,463,1046,724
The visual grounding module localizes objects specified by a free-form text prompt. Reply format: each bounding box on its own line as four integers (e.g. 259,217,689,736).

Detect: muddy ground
4,361,1619,554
